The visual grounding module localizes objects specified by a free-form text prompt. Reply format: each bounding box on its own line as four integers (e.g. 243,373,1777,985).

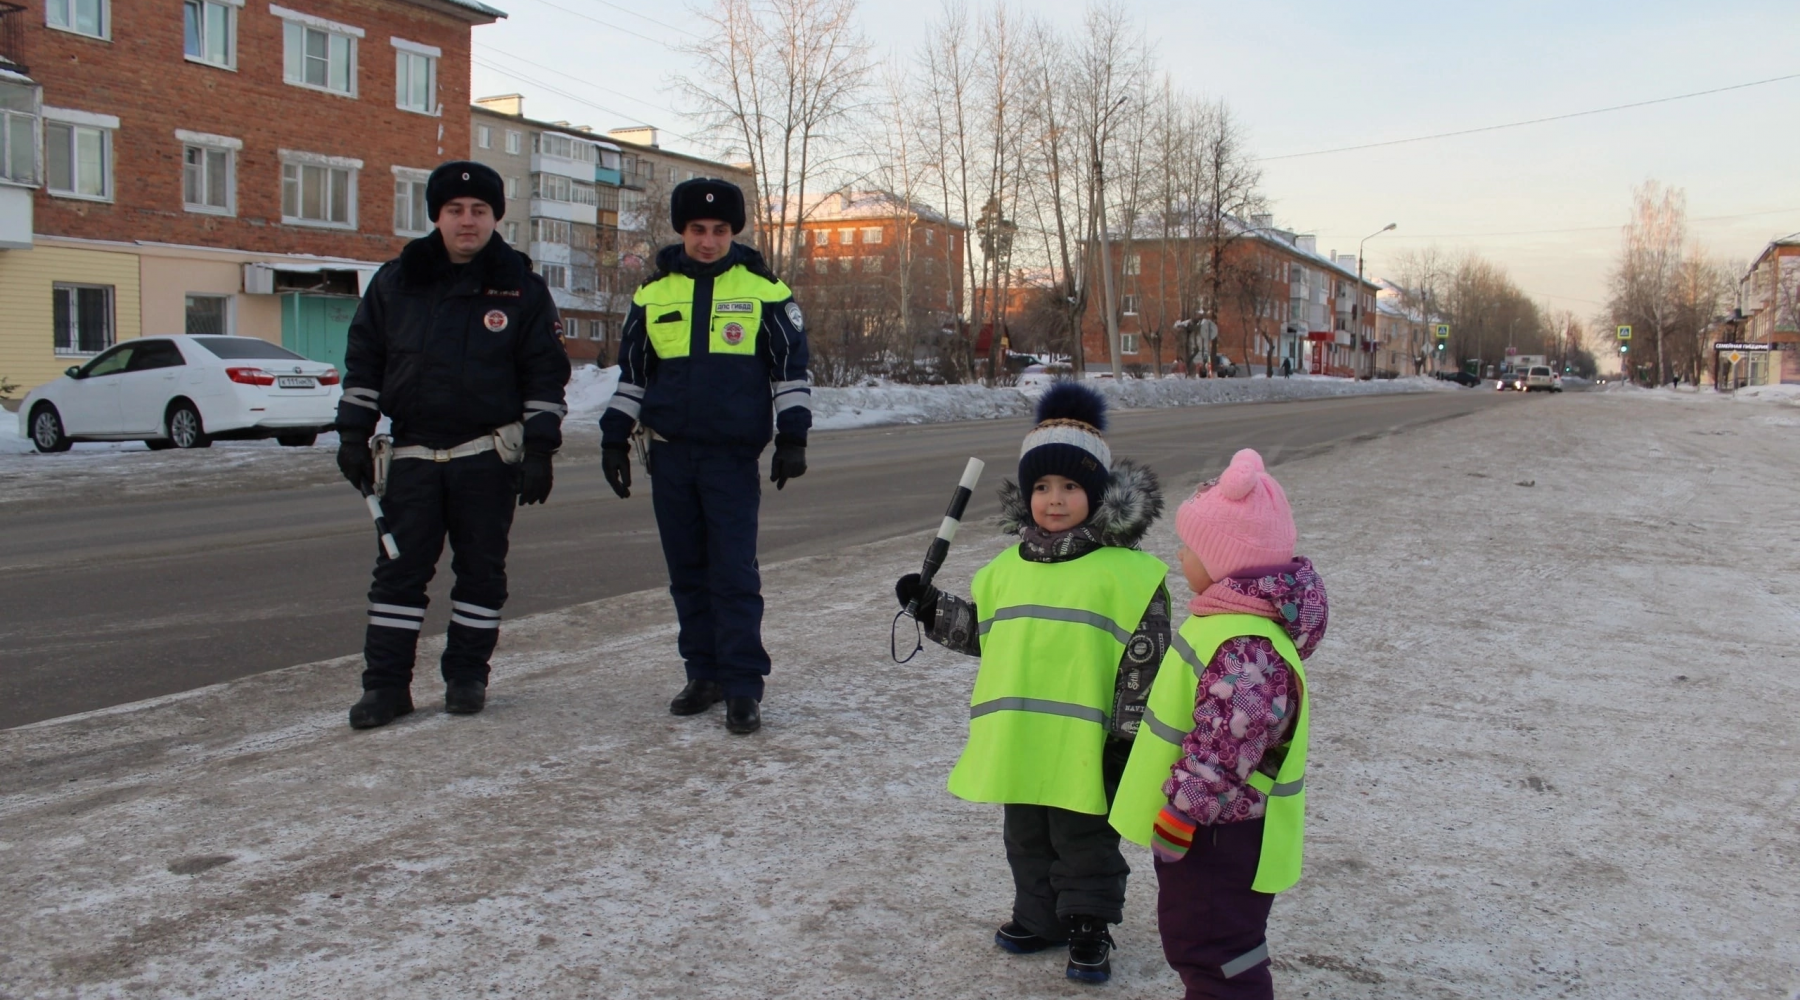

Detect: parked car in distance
1436,371,1482,387
21,335,340,453
1525,365,1561,392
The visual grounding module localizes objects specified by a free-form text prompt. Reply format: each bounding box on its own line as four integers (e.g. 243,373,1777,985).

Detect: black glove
518,451,554,506
336,435,373,492
770,437,807,490
894,573,940,629
601,445,631,499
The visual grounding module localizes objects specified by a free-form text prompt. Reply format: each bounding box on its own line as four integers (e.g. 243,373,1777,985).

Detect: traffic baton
361,486,401,560
893,457,984,662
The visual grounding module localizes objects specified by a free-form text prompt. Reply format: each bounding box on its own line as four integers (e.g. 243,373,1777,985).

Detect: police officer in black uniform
600,178,811,735
336,160,571,730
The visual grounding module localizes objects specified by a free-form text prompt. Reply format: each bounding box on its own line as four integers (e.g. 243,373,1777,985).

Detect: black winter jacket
337,232,571,451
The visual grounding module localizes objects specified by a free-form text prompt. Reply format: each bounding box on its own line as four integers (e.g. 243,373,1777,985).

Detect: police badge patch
484,309,509,332
785,302,804,332
722,321,746,345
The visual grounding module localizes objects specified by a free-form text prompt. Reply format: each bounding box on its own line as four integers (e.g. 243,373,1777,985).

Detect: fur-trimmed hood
997,459,1164,550
397,229,533,291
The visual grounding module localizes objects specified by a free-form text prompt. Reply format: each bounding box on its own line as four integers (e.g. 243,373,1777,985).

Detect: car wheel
167,402,212,449
276,432,318,447
29,404,73,453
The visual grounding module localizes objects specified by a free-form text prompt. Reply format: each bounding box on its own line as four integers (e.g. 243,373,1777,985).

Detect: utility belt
371,421,524,496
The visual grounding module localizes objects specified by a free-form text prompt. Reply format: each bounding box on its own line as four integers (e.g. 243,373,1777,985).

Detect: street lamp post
1357,223,1396,379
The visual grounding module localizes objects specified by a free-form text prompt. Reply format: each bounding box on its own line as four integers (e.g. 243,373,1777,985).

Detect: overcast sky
470,0,1800,318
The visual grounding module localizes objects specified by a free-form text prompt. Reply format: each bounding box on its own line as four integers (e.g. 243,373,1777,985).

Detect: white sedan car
21,335,341,452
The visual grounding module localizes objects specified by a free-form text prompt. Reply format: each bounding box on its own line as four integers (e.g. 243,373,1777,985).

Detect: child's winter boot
1064,914,1114,983
994,921,1057,954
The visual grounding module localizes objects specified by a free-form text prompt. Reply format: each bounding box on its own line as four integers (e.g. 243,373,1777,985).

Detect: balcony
0,2,27,75
594,166,622,187
531,153,595,182
529,197,597,226
0,182,31,249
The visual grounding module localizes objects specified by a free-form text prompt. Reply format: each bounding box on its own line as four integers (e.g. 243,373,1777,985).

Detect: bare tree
1069,1,1147,379
1190,100,1265,374
1608,180,1687,385
680,0,872,278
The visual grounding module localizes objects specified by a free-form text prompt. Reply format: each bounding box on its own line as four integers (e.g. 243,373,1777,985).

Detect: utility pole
1093,95,1129,380
1357,223,1395,380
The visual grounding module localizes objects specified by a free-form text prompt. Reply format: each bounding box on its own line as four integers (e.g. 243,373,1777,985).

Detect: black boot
1064,915,1114,984
349,688,414,730
995,921,1057,954
724,696,761,734
444,680,487,715
669,679,723,716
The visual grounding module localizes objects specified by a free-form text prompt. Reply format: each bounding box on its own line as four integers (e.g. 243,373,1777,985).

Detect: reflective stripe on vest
633,266,793,361
947,544,1170,815
1108,613,1310,894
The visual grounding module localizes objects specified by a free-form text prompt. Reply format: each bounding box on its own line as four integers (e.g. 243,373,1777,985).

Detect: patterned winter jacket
923,460,1172,742
1164,559,1328,826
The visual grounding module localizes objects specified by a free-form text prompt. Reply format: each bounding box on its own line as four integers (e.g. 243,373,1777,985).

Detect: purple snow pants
1153,818,1275,1000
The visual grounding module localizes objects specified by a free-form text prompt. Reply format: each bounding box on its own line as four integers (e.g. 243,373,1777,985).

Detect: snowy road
0,391,1498,729
1,390,1795,998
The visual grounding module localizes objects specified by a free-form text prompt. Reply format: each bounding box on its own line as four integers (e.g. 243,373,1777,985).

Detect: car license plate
277,376,314,388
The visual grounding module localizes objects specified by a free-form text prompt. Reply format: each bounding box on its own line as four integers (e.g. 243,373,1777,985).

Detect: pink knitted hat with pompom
1175,448,1296,581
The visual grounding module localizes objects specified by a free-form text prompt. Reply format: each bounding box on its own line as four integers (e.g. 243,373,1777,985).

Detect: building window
505,130,522,155
182,143,233,214
861,227,882,244
571,266,596,293
1121,333,1138,354
589,319,605,341
183,0,236,68
278,9,360,97
504,175,520,198
813,258,828,274
185,294,231,335
476,124,492,149
924,228,935,246
53,284,114,355
280,151,359,227
538,263,567,289
0,86,38,185
47,0,107,38
839,229,855,245
392,167,430,235
838,257,852,273
1124,253,1141,276
532,173,596,205
1121,294,1139,315
503,220,520,244
44,115,113,200
862,256,882,273
531,218,572,244
814,229,829,247
393,43,438,114
562,318,580,339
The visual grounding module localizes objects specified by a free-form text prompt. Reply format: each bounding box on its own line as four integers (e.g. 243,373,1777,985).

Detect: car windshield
190,337,308,361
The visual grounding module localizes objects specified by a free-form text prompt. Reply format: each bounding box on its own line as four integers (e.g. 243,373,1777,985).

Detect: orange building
1079,217,1380,377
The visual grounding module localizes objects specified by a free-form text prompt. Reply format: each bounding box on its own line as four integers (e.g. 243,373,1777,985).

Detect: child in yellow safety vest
894,383,1170,986
1112,448,1328,1000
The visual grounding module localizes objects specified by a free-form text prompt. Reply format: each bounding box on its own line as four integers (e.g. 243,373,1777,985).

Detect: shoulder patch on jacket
784,301,805,332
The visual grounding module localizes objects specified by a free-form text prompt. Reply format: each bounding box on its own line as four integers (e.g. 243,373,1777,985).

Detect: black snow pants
361,450,516,692
1001,737,1134,939
648,439,770,700
1154,818,1276,999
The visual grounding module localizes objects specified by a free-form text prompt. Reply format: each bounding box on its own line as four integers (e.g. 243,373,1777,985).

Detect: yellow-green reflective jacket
1110,613,1310,894
948,545,1170,815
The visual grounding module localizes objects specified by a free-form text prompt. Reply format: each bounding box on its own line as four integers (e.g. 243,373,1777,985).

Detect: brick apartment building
1734,237,1800,385
1079,215,1379,377
0,0,501,394
779,189,965,363
468,93,754,365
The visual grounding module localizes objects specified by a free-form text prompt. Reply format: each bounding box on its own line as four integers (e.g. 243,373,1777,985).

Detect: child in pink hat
1108,448,1329,1000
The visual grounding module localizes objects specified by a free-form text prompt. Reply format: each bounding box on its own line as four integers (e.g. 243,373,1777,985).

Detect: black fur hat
426,160,505,222
671,177,745,234
1017,382,1112,510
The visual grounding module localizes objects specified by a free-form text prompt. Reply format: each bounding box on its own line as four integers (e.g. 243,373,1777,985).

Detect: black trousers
361,450,516,691
648,439,770,700
1154,819,1275,999
1001,738,1133,938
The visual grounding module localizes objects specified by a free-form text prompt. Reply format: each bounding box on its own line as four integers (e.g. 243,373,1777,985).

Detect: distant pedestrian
599,178,812,735
335,161,571,730
1280,357,1292,379
895,383,1170,985
1109,449,1328,1000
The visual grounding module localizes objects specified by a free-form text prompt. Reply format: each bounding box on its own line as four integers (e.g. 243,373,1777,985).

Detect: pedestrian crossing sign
1434,324,1450,339
1617,325,1632,340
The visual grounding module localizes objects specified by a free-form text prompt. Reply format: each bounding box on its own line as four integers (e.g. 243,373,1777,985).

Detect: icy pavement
2,392,1796,998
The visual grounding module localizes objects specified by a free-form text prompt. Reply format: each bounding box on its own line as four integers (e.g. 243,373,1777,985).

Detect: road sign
1434,324,1450,339
1728,351,1742,363
1505,346,1517,356
1617,325,1632,340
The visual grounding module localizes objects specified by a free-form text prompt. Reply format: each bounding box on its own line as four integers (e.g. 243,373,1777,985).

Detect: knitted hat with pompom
1017,382,1111,508
1175,448,1296,580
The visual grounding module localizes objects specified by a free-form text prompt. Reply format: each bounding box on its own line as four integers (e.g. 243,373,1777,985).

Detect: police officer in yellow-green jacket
600,178,810,736
895,383,1170,985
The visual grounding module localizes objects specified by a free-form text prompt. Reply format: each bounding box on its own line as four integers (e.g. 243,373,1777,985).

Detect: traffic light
1620,344,1628,354
1436,342,1445,352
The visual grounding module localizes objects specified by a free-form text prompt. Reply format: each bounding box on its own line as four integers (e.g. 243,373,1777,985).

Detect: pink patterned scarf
1188,581,1280,620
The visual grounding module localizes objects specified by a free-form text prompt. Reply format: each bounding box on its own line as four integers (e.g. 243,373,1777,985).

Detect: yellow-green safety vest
633,267,793,360
1109,613,1310,894
948,545,1170,815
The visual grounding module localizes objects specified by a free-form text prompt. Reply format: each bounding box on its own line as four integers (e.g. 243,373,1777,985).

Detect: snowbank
5,393,1793,998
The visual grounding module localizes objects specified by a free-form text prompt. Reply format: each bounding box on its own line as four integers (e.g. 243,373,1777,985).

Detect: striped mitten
1151,804,1198,863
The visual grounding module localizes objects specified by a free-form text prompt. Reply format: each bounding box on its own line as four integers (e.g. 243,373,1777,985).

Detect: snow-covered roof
770,189,964,228
1108,209,1370,285
416,0,507,19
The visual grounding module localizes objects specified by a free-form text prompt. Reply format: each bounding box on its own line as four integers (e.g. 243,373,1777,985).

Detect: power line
469,56,715,149
1260,72,1800,161
512,0,691,48
476,43,685,119
1342,206,1800,241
